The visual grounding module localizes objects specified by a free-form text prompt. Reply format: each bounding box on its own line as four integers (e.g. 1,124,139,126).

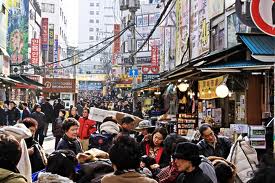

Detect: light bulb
216,84,229,98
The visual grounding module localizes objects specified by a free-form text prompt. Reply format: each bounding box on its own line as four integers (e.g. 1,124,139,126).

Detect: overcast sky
63,0,78,46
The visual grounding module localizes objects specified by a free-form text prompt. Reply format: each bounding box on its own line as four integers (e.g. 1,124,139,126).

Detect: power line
130,0,175,58
23,23,133,71
50,24,129,70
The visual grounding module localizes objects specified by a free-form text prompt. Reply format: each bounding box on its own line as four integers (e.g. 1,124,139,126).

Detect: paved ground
43,123,55,154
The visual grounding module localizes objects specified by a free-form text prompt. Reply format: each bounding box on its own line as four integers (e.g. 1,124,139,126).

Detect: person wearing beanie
52,109,67,150
31,104,46,146
173,142,213,183
100,121,120,135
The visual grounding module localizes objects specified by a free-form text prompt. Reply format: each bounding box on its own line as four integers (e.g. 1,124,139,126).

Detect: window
96,11,99,15
90,2,94,6
96,3,99,7
96,36,99,40
96,19,99,23
90,11,94,15
89,36,94,40
89,19,94,23
41,3,55,13
89,28,94,32
60,8,61,16
96,28,99,32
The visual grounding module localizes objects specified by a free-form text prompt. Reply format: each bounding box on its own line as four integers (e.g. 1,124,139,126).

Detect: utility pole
119,0,140,112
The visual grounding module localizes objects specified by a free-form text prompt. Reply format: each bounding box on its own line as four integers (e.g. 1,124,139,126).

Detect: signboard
128,69,139,78
54,36,58,69
48,25,54,63
112,24,121,64
7,0,29,65
142,74,160,82
43,78,76,93
79,81,102,91
142,65,160,74
198,76,225,99
41,18,48,50
250,0,275,36
30,38,39,65
151,45,158,66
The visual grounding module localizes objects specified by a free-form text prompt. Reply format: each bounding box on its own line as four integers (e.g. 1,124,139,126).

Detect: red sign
250,0,275,36
142,66,160,74
41,18,48,50
31,38,39,65
151,45,159,66
112,24,121,64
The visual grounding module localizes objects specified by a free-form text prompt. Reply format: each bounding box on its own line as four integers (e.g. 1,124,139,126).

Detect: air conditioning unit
11,66,21,74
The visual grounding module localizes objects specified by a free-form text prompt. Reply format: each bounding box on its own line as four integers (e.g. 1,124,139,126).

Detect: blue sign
128,69,138,78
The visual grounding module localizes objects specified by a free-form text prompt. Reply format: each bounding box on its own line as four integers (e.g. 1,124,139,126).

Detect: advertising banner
151,45,158,66
112,24,120,65
48,25,54,63
79,81,102,91
198,76,224,99
7,0,29,65
30,38,39,65
41,18,48,50
190,0,209,58
142,74,160,82
43,78,76,93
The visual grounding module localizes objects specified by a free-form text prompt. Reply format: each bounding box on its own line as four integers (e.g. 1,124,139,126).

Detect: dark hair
33,103,41,112
63,118,79,132
150,127,168,147
199,123,213,135
103,116,117,123
22,102,28,107
215,162,234,183
21,117,38,129
59,109,66,116
0,134,22,172
46,149,77,180
83,108,90,114
109,135,141,171
121,116,134,125
141,155,156,170
164,133,189,156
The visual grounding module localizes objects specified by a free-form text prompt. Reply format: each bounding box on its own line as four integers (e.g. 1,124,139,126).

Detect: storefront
43,78,76,109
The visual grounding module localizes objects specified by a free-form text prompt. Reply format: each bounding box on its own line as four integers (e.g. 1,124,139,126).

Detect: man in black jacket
197,124,232,159
174,142,213,183
41,98,54,137
31,104,46,146
7,101,20,126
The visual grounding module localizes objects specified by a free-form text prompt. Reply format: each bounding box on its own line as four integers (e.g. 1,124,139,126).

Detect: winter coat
197,136,232,159
77,160,114,183
36,172,74,183
52,117,65,137
227,138,258,183
53,103,65,119
41,102,54,123
0,123,32,183
7,107,20,125
0,168,28,183
22,108,31,120
199,156,217,183
0,107,7,126
101,171,158,183
76,104,83,116
176,167,213,183
57,134,83,155
78,117,97,139
144,143,171,168
31,112,46,130
25,137,47,173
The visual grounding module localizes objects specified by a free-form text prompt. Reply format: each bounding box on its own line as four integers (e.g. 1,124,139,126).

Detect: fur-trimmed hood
36,172,74,183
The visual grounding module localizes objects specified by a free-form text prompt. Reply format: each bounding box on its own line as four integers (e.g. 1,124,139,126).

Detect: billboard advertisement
48,25,54,63
112,24,121,65
7,0,29,65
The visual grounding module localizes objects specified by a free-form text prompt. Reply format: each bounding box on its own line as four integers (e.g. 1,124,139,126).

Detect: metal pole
130,9,138,113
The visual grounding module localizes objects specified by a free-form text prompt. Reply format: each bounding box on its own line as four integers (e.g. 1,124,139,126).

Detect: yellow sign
76,74,107,81
116,84,132,88
198,76,224,99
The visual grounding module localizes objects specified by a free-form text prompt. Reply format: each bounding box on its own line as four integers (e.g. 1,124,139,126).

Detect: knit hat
100,121,120,135
173,142,200,161
135,120,155,131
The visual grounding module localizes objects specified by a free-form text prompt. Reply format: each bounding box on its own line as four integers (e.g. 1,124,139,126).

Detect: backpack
88,133,113,152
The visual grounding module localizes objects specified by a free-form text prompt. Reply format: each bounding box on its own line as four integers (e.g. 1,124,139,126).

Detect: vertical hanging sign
41,18,48,50
48,25,54,63
30,38,39,65
112,24,121,65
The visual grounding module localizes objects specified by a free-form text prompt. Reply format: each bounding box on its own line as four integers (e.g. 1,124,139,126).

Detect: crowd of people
0,98,274,183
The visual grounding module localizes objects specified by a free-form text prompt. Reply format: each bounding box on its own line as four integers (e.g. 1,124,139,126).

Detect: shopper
135,120,155,143
68,107,80,120
101,135,157,183
120,116,135,135
21,102,31,120
52,109,66,149
41,98,54,137
173,142,213,183
57,118,83,155
0,134,28,183
31,104,46,146
197,124,232,158
78,108,96,151
7,101,20,126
